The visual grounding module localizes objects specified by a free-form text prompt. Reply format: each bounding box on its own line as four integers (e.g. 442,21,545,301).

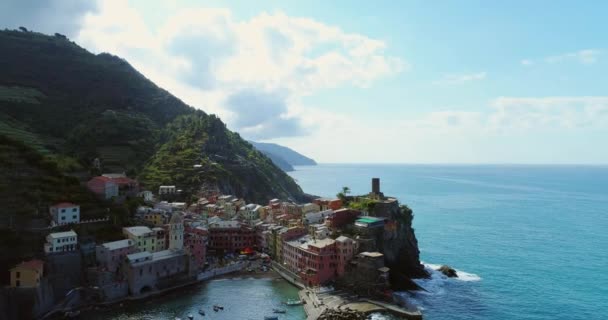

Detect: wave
394,263,481,310
422,262,482,283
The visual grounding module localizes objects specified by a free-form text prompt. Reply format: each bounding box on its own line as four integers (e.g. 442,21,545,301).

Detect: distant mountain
259,151,294,172
250,142,317,170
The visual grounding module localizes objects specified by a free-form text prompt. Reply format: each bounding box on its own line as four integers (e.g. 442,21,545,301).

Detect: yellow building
10,259,44,288
123,226,157,252
143,211,166,226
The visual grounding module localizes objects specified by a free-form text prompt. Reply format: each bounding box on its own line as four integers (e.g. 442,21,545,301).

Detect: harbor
79,276,306,320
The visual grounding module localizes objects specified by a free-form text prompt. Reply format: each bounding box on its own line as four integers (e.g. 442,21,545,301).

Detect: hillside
260,151,295,172
0,29,306,203
250,141,317,166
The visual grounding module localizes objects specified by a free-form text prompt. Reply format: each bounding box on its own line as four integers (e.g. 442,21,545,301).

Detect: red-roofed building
313,198,343,211
10,259,44,288
87,174,139,200
326,208,360,229
87,176,118,200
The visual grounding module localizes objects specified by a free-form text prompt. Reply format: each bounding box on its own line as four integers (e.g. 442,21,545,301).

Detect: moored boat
284,299,303,306
273,308,286,313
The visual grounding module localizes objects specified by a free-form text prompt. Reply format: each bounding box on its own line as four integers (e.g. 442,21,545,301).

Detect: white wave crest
422,262,481,282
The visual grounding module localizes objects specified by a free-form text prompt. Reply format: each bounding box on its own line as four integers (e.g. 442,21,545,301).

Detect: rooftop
51,202,78,208
48,230,77,239
11,259,44,271
336,235,353,242
356,217,384,223
359,252,384,258
101,239,133,250
123,226,153,237
287,235,335,251
126,251,152,262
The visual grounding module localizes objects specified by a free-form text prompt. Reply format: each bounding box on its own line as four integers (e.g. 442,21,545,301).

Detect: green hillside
0,29,306,204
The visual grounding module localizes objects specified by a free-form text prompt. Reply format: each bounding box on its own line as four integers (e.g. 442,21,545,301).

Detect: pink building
96,239,137,273
282,235,356,287
185,226,207,270
335,236,357,276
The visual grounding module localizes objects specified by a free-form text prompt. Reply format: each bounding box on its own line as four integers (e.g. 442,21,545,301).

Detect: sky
2,0,608,164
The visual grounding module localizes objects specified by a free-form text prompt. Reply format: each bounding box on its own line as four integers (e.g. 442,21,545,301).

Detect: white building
138,190,154,202
44,230,78,254
240,204,261,222
301,203,321,214
158,185,176,195
303,209,334,225
49,202,80,225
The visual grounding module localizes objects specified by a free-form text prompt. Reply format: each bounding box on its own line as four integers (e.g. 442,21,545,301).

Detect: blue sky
2,0,608,163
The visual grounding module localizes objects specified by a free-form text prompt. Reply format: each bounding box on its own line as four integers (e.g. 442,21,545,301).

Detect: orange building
10,259,44,288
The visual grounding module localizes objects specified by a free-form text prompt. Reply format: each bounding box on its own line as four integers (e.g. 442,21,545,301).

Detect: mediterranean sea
288,164,608,320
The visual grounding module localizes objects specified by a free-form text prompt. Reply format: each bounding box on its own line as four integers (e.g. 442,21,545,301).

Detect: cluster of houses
9,177,394,301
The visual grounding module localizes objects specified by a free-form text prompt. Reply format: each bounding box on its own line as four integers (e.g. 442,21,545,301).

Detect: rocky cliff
375,201,429,289
351,196,429,290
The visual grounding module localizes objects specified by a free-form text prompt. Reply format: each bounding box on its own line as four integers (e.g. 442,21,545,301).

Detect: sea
289,164,608,320
85,164,608,320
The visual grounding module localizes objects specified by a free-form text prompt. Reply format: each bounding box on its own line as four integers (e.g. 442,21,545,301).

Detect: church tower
169,212,184,251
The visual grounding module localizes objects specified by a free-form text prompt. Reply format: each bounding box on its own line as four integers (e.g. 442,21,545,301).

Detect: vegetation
348,197,378,213
336,186,351,203
0,28,306,203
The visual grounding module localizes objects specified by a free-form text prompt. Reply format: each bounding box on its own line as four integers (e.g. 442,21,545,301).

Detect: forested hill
0,29,306,203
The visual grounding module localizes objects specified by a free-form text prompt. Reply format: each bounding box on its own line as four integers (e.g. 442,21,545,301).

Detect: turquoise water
289,164,608,320
82,278,306,320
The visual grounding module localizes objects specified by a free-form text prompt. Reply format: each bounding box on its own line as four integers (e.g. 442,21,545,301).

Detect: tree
336,186,351,203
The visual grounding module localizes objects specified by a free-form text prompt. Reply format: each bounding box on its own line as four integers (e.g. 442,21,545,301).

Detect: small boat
213,305,224,310
198,309,205,315
273,308,286,313
284,299,303,306
264,316,279,320
188,314,194,320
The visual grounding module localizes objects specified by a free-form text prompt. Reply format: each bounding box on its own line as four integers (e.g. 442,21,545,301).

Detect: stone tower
169,212,184,251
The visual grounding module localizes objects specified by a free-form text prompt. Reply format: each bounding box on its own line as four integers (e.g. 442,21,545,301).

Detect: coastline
271,262,422,320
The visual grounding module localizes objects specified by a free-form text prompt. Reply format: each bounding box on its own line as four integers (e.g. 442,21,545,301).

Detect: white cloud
520,59,534,66
273,96,608,163
76,1,405,139
522,49,602,66
434,72,486,85
545,49,601,65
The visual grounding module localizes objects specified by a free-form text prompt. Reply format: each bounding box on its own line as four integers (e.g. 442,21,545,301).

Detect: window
72,215,77,219
16,272,20,278
72,208,77,212
61,209,66,213
61,216,66,220
16,280,20,287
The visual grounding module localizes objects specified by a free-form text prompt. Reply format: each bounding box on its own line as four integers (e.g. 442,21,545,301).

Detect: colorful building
185,226,207,270
96,239,137,273
10,259,44,288
327,208,360,229
208,221,256,253
313,198,343,211
123,226,157,253
282,235,356,287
